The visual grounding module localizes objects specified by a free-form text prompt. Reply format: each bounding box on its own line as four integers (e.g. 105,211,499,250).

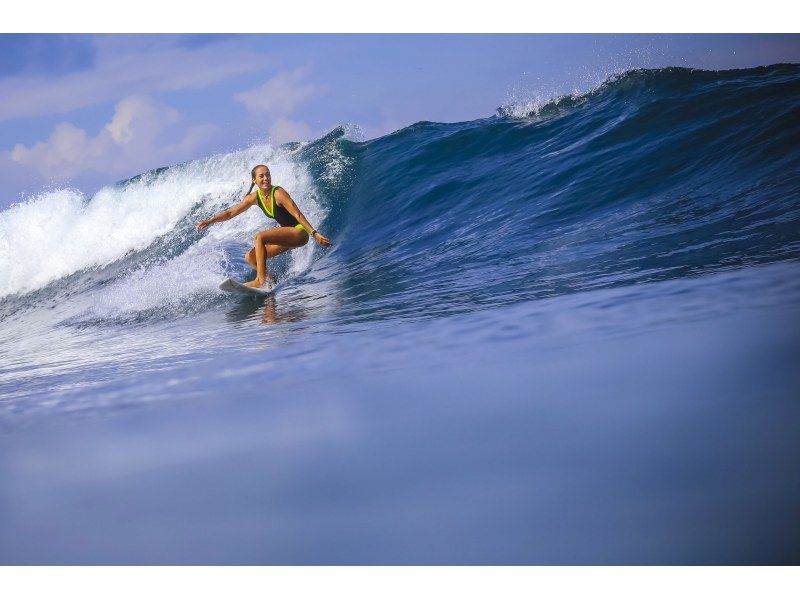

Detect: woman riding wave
196,165,331,289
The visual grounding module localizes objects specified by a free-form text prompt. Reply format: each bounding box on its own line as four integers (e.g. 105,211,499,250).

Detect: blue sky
1,34,799,208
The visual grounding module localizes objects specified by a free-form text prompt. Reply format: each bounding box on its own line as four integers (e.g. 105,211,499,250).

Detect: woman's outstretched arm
196,194,256,231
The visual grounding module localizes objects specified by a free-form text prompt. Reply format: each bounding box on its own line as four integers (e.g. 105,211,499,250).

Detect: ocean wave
1,64,799,326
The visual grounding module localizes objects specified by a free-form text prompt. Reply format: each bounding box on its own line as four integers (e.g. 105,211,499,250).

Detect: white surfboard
219,277,278,297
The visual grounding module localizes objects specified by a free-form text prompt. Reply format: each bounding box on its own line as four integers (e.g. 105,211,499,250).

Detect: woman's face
253,167,271,190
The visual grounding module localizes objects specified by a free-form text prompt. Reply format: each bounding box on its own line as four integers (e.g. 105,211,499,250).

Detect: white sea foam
0,142,327,309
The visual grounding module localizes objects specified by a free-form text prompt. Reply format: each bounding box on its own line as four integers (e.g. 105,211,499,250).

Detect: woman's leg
245,244,291,267
244,244,294,273
244,227,309,287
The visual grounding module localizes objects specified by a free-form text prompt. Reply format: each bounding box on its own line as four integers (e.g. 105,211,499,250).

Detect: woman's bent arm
275,188,331,246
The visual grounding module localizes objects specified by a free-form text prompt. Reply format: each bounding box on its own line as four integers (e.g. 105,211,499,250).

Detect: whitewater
1,64,799,564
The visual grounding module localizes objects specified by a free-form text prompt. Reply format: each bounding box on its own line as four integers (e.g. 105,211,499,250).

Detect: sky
1,33,799,209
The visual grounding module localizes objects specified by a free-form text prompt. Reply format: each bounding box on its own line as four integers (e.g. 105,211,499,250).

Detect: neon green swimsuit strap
270,185,280,215
256,186,275,217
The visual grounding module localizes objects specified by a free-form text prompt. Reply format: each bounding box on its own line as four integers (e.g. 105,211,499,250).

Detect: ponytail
247,182,255,194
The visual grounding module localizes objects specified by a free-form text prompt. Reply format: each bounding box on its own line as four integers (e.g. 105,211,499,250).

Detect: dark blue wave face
305,64,800,324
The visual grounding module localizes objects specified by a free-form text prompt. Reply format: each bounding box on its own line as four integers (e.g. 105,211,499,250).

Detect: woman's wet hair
247,164,269,194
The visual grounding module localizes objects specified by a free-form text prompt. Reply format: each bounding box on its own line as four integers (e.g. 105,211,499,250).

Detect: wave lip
498,63,800,120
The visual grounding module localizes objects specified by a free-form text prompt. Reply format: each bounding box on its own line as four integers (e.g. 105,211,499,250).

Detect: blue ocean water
1,64,799,564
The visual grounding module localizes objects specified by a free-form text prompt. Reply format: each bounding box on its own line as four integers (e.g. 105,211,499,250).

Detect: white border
1,566,800,597
3,1,799,33
2,0,798,589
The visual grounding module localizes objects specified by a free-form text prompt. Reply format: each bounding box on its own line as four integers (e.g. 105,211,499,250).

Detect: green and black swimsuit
256,185,309,234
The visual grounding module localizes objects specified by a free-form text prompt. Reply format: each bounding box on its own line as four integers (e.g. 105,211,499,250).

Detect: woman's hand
196,219,212,232
312,231,331,247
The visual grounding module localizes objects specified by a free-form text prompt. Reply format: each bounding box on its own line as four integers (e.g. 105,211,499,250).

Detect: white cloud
233,66,325,144
0,37,268,123
104,96,179,146
10,96,218,182
234,66,325,116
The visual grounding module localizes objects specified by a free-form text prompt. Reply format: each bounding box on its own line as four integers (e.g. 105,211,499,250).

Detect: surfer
196,165,331,289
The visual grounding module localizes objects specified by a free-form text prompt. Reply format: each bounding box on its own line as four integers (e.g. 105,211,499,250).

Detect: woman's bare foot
243,277,273,289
